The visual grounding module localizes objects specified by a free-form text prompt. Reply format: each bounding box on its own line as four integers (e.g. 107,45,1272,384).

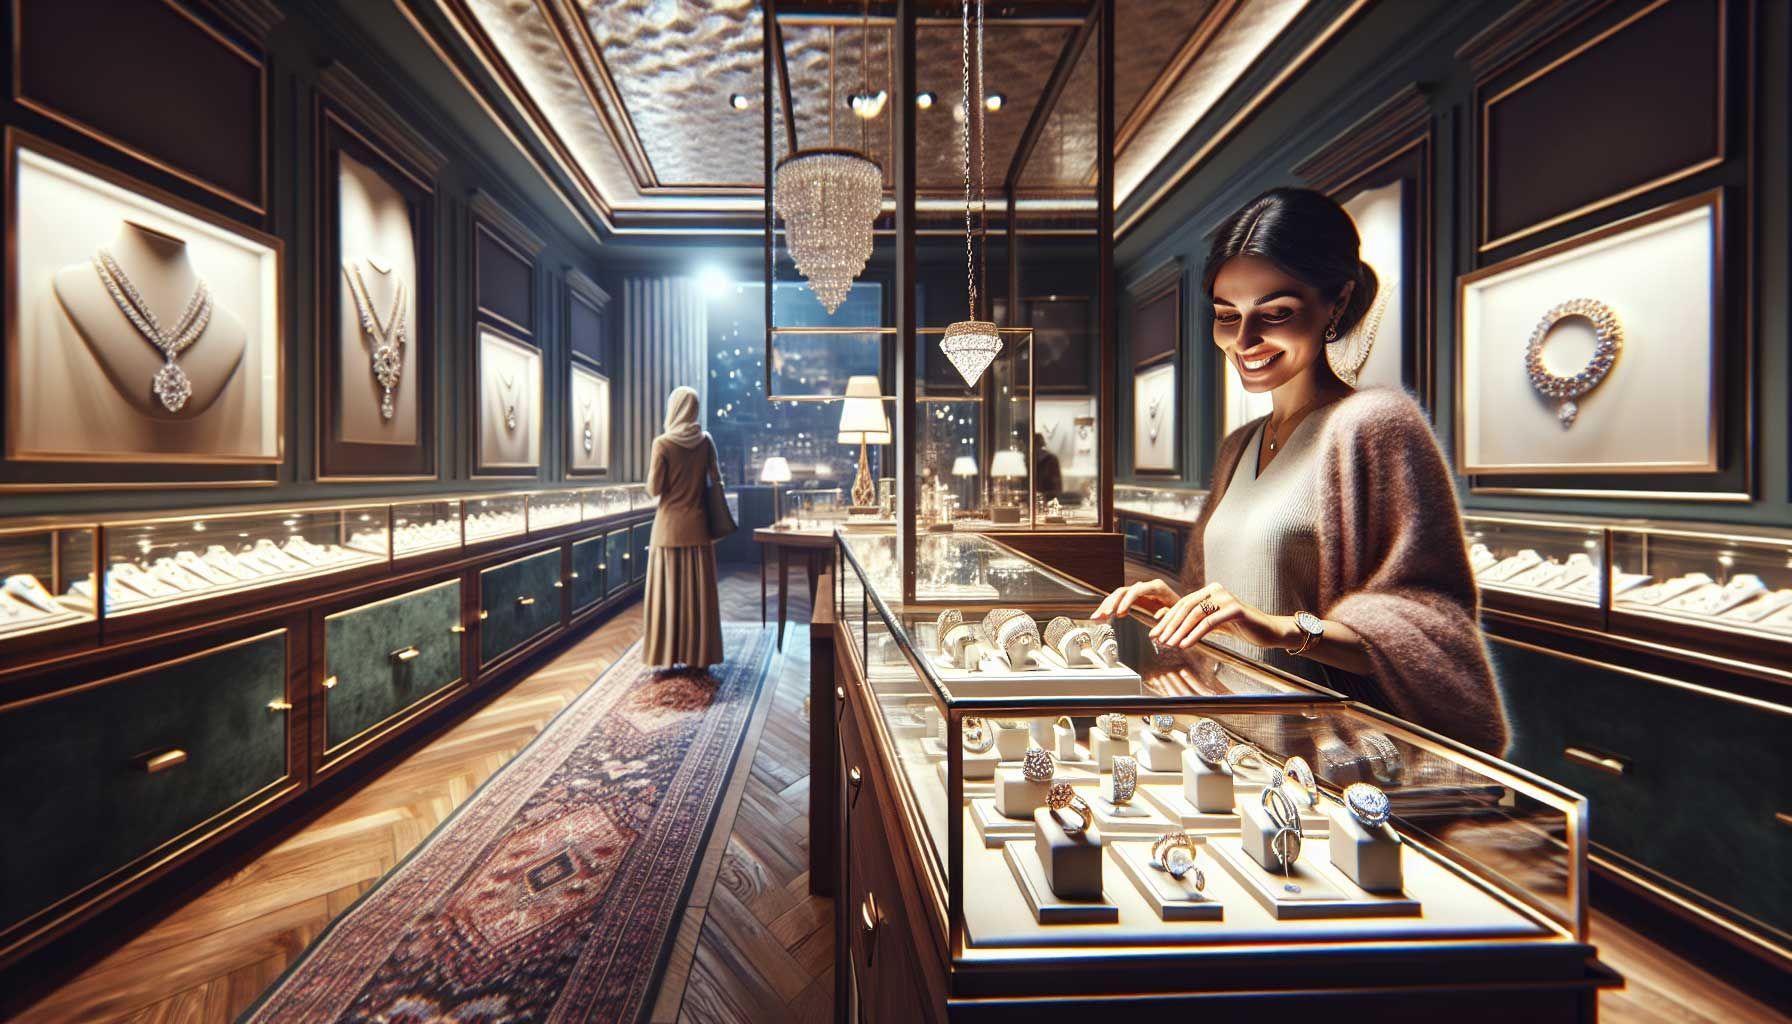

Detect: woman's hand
1091,578,1180,621
1148,582,1296,651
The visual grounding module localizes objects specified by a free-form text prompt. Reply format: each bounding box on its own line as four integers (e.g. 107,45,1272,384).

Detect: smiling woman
1095,188,1508,754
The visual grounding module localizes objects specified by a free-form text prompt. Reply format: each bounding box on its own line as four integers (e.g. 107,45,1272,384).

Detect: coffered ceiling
428,0,1307,230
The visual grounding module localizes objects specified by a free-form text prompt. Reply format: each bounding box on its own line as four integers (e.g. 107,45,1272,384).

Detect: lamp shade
759,456,792,484
990,448,1028,478
837,374,890,440
951,455,978,477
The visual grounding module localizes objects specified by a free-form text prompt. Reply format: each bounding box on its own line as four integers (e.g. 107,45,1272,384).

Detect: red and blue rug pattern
244,625,775,1024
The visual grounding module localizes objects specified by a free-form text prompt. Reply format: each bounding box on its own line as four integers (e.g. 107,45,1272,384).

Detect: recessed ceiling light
729,93,750,110
984,93,1005,113
916,91,936,109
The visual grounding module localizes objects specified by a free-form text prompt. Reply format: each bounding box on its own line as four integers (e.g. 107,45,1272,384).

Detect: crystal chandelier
772,0,884,316
774,149,882,314
939,0,1000,386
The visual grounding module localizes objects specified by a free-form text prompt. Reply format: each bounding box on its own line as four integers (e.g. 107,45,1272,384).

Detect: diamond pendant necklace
93,248,212,413
498,371,519,432
580,396,595,454
1266,396,1323,453
347,262,407,420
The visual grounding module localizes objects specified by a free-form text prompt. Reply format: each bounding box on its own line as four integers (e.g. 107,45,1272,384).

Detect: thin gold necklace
1266,396,1324,453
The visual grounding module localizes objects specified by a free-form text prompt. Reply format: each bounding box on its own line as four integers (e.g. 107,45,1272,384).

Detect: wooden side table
752,527,834,649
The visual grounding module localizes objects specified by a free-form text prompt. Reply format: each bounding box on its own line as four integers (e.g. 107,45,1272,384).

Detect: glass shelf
1609,523,1792,649
1115,484,1208,522
1463,514,1605,612
100,504,389,618
0,522,97,640
528,490,581,532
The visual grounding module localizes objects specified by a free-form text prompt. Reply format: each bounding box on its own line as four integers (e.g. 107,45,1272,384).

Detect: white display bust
52,220,246,417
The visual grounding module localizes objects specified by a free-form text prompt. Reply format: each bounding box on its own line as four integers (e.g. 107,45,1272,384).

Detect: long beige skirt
643,542,724,668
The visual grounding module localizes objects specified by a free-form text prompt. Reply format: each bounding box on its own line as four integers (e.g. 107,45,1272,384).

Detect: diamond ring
1110,754,1138,804
1223,742,1264,776
1263,784,1302,833
1282,755,1319,809
1187,718,1230,767
1095,712,1129,740
1151,831,1204,888
1022,745,1055,783
1343,782,1391,829
1356,731,1403,784
1143,713,1176,740
962,717,996,754
1047,782,1091,835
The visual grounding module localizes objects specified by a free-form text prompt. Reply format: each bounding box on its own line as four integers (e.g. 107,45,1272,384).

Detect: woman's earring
1323,317,1339,343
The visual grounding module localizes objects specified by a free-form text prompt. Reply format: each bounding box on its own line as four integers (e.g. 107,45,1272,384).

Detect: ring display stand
1208,839,1420,920
995,766,1051,819
1110,839,1223,921
972,799,1035,847
1327,803,1405,893
1089,729,1127,768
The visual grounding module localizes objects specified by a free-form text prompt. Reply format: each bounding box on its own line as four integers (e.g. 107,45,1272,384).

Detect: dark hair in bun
1201,187,1379,338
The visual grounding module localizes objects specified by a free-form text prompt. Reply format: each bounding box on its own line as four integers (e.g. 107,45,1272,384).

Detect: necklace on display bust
1526,298,1621,428
1327,278,1390,388
580,396,595,454
498,370,519,432
1265,396,1325,453
346,261,407,421
92,247,213,413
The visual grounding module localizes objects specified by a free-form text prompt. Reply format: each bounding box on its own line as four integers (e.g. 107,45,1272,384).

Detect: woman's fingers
1092,586,1128,620
1114,580,1168,617
1179,603,1242,647
1164,586,1232,646
1149,593,1202,640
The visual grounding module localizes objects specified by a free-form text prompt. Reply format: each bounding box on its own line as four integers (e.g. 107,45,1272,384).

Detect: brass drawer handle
848,765,863,809
479,610,490,621
322,675,339,689
553,580,565,589
835,685,847,721
1775,812,1792,829
517,596,536,607
570,571,580,579
391,645,421,662
136,748,187,773
1564,746,1628,776
450,624,467,634
860,890,881,966
598,563,607,571
267,699,292,712
622,553,631,560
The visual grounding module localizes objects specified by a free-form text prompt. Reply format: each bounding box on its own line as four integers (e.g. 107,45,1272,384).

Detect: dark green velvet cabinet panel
1121,517,1147,558
605,529,631,596
323,579,463,753
0,630,292,942
1148,524,1183,573
631,523,652,582
570,535,606,612
1489,638,1791,937
479,547,563,668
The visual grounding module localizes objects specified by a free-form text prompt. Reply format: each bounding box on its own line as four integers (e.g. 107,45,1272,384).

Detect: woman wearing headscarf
644,386,724,670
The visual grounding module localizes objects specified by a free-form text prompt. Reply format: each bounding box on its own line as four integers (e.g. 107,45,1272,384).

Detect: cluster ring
961,717,996,754
1022,745,1055,783
1047,782,1091,836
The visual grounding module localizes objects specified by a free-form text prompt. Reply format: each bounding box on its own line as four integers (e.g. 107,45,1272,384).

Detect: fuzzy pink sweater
1184,388,1510,754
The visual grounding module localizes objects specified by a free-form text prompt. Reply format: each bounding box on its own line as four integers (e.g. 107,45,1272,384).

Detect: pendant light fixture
939,0,1001,387
771,0,883,315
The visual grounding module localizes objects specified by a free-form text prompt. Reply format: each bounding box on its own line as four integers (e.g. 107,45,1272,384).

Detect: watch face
1295,611,1323,637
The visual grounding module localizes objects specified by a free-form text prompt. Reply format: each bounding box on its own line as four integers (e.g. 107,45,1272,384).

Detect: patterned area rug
244,626,774,1024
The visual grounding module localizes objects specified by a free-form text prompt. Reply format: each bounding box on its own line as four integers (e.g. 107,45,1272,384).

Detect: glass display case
784,488,845,529
579,484,634,522
1462,513,1605,625
834,528,1591,975
1115,484,1208,522
390,499,463,558
0,521,97,640
527,490,581,532
463,493,528,544
100,504,390,618
1608,522,1792,652
626,483,656,511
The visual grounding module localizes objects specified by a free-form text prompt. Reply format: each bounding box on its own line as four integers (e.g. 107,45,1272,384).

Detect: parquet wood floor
14,562,1780,1022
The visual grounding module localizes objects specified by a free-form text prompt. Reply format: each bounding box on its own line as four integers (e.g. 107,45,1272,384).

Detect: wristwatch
1286,611,1324,656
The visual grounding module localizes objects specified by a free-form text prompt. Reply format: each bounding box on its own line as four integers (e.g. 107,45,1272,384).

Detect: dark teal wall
1115,0,1790,531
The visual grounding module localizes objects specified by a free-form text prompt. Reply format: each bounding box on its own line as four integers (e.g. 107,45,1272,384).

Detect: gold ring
1047,782,1091,835
1199,599,1219,616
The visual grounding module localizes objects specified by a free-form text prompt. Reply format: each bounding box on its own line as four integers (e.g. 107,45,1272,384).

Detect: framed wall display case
3,131,283,488
565,268,610,368
470,191,542,340
1132,361,1177,475
1295,85,1434,404
475,326,543,475
568,362,611,478
822,530,1610,1016
1458,191,1721,477
315,66,443,481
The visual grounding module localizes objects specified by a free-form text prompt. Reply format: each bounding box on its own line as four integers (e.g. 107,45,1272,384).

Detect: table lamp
951,454,978,515
760,456,792,526
837,375,891,513
990,447,1027,523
